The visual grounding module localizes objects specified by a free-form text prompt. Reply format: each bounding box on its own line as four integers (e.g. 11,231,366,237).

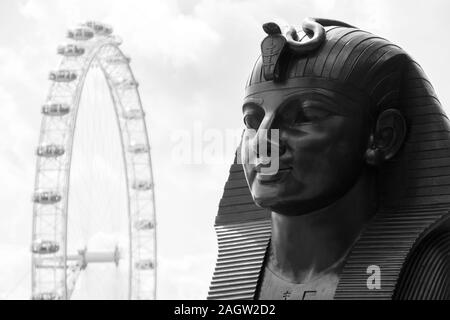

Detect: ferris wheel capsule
57,44,85,57
105,55,131,65
67,27,94,41
36,144,65,158
49,70,77,82
31,292,62,300
32,190,62,204
31,240,60,255
114,78,139,89
127,143,149,154
41,103,71,116
134,219,155,231
132,180,153,191
84,21,113,36
135,259,154,270
122,109,144,120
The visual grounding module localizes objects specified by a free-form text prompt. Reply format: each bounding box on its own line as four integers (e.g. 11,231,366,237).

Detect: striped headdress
208,18,450,300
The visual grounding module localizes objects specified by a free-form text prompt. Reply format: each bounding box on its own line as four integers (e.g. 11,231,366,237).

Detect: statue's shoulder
394,226,450,300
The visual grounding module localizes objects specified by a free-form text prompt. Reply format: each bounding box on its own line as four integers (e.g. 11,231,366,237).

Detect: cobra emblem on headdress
260,18,335,82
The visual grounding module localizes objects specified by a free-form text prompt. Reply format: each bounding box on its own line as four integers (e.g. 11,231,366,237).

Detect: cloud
0,85,34,245
0,244,30,299
18,0,47,20
158,254,215,299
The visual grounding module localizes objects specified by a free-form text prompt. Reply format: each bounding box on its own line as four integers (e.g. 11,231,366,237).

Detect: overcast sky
1,0,450,299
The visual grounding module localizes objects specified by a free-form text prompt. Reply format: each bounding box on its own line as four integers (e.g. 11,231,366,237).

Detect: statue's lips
256,166,292,183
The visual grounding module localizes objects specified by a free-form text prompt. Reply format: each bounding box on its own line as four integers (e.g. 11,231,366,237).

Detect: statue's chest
256,266,340,300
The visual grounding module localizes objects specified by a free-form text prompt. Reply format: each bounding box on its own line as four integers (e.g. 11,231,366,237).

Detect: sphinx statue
208,18,450,300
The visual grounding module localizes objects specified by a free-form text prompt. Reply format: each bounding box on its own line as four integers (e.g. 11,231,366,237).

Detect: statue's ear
365,109,407,166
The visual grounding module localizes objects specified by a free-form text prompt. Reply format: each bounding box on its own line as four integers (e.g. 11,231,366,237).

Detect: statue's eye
294,107,332,124
244,114,262,129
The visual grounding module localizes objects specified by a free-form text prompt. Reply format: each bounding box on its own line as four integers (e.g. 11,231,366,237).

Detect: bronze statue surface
208,18,450,300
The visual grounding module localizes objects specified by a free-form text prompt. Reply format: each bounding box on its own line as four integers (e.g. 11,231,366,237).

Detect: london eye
31,21,156,300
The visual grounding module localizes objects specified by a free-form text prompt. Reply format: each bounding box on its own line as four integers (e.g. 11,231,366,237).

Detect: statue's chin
252,195,278,209
252,196,307,216
253,194,340,216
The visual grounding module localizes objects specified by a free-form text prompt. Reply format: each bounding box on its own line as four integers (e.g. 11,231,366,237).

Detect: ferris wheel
31,21,156,300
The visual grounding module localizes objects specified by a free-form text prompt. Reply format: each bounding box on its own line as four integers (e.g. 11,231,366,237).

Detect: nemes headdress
209,18,450,300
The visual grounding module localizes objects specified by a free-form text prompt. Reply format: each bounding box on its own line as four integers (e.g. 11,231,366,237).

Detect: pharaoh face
241,80,373,215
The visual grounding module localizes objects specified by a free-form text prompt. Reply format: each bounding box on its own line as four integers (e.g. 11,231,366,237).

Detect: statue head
241,18,447,216
210,18,450,301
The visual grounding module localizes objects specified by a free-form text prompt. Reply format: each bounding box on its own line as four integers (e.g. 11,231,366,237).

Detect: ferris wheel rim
31,23,156,300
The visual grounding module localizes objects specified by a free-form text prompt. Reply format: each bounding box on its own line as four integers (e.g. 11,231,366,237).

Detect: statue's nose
251,113,285,160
